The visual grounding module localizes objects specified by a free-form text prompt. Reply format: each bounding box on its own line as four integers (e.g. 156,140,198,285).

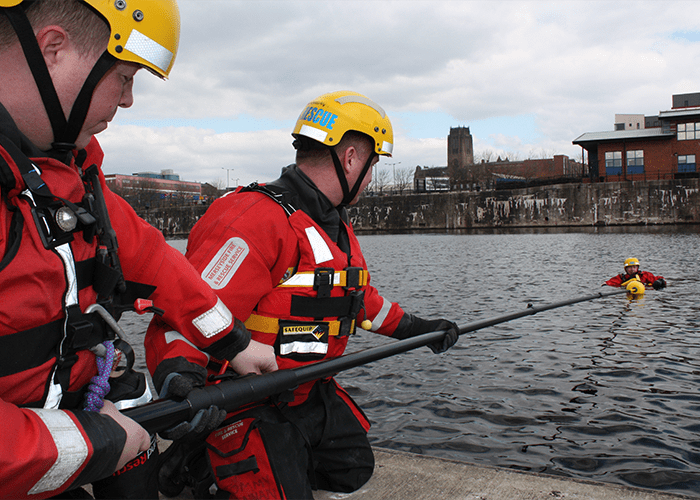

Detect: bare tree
212,178,226,191
394,166,413,194
475,149,495,163
375,168,391,194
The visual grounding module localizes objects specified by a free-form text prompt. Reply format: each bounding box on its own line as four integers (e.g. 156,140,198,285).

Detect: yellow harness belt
244,314,354,337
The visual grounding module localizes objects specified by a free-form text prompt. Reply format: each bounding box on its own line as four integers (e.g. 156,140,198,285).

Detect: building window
678,154,696,173
626,150,644,174
677,122,700,140
605,151,622,175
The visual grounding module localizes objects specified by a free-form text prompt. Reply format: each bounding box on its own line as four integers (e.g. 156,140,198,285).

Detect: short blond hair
0,0,109,55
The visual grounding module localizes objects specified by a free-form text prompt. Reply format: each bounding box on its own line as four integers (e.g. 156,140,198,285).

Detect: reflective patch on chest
202,237,249,290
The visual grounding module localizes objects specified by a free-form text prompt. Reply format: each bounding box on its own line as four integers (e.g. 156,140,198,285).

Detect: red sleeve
361,275,406,336
639,271,662,284
102,173,248,360
145,192,295,371
185,192,295,321
0,401,125,499
346,226,405,336
605,275,623,287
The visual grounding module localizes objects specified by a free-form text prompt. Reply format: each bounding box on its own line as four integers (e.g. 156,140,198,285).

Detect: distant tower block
448,126,474,169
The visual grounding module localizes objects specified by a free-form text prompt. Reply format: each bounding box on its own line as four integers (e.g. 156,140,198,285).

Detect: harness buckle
313,267,335,298
339,290,365,336
344,267,363,289
67,319,95,350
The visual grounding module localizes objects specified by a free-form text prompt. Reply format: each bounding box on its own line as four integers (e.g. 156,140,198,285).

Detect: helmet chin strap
329,147,376,208
3,5,116,153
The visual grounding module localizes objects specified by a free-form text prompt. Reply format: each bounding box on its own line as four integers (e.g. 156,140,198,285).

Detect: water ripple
143,231,700,497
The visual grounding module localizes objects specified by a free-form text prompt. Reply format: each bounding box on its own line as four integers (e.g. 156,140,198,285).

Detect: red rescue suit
146,182,406,404
146,170,409,497
605,270,663,288
0,123,247,497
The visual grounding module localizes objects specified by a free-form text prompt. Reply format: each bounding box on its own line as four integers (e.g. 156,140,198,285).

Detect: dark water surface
123,226,700,497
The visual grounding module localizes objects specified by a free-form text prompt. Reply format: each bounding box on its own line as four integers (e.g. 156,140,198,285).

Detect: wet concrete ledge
314,448,694,500
155,443,693,499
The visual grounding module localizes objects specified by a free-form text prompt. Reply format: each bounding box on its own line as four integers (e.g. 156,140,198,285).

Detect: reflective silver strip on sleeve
370,297,392,331
27,409,89,495
304,226,333,264
279,342,328,356
192,298,233,339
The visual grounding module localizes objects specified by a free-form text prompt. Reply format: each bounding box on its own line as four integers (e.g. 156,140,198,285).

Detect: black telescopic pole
124,288,629,433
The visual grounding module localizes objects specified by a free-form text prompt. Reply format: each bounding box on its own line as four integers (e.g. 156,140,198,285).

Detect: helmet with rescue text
0,0,180,151
292,90,393,206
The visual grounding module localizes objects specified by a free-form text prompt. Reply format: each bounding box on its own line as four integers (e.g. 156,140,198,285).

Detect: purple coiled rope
84,341,115,412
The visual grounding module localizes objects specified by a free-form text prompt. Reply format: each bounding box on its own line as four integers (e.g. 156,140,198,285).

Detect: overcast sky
98,0,700,188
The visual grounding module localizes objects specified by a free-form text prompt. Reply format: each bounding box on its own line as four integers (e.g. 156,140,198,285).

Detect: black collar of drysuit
0,103,74,166
267,164,349,244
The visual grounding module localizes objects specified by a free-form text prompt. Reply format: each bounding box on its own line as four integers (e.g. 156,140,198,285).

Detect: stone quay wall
138,179,700,236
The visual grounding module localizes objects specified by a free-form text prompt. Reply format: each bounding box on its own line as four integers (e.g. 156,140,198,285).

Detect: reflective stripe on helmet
124,29,174,76
298,123,328,144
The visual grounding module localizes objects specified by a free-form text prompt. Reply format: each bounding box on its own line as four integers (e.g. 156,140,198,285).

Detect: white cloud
98,0,700,185
99,124,292,187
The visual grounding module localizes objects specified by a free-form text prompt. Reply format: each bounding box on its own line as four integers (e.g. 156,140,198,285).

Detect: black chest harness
241,183,367,343
0,134,156,408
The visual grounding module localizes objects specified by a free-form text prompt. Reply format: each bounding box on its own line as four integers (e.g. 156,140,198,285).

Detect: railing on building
594,171,700,183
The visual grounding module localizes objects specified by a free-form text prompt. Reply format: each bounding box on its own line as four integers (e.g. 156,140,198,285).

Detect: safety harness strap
278,268,368,289
290,295,353,319
244,314,353,338
239,182,297,216
2,6,67,145
0,314,111,378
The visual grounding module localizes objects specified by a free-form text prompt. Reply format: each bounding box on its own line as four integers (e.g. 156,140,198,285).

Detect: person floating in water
605,258,666,290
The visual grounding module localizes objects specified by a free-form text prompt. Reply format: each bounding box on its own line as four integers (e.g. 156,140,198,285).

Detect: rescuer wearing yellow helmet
0,1,276,498
604,257,667,292
147,91,461,498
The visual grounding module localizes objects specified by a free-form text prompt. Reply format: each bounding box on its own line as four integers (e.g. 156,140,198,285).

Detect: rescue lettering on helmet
301,106,337,130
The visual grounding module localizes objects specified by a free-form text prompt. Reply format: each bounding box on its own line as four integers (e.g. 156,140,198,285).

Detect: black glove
652,278,666,290
154,361,227,441
392,314,460,354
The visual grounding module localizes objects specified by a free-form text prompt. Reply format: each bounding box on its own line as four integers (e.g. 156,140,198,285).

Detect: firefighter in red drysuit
604,257,667,290
146,91,460,499
0,1,276,498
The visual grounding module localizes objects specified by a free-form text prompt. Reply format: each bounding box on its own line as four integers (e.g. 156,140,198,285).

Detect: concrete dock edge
314,448,695,500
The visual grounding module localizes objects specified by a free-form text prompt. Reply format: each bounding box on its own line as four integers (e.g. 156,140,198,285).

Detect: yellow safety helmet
624,258,640,269
83,0,180,78
1,0,179,149
0,0,179,78
292,91,393,157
